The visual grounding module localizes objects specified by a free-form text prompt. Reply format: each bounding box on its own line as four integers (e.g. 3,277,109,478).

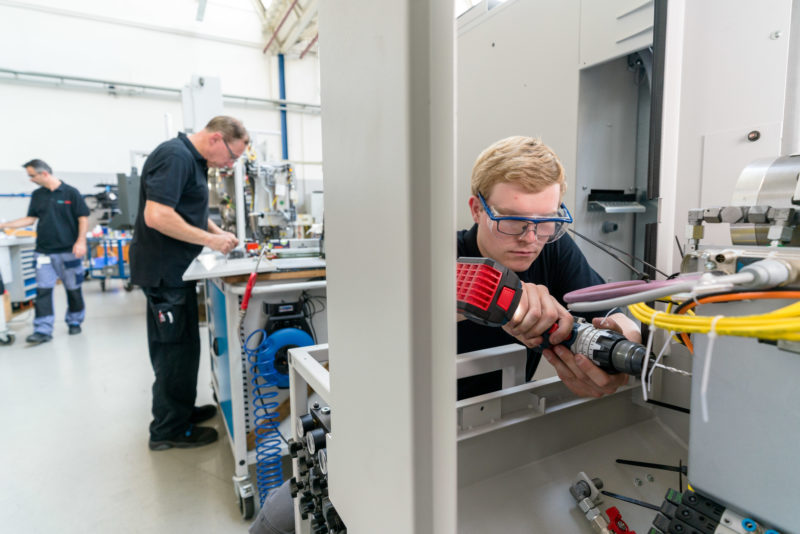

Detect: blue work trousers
33,252,85,336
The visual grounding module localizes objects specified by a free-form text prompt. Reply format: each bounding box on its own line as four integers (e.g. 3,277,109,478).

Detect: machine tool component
648,487,783,534
541,320,647,375
289,404,346,534
685,156,800,248
587,189,646,213
570,473,635,534
457,256,650,375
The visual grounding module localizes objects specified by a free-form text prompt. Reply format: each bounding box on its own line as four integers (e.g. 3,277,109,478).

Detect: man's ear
468,196,482,224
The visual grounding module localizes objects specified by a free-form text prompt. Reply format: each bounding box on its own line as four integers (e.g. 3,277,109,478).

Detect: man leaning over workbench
249,136,642,533
130,116,246,451
0,159,90,345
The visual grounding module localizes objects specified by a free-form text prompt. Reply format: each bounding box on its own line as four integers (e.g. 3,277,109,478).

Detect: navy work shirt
26,182,89,254
456,224,607,399
130,132,209,288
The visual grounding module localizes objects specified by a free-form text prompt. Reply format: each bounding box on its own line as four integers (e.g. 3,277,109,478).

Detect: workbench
0,235,36,304
184,252,327,519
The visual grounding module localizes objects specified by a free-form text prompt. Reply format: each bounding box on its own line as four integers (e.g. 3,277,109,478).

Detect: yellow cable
629,301,800,341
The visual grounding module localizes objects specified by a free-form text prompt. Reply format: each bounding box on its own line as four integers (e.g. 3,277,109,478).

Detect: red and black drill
456,257,647,376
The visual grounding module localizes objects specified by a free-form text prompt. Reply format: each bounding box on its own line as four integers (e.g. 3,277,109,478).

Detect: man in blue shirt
0,159,90,344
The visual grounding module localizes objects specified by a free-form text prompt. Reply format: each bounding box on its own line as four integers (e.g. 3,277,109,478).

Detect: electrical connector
739,258,794,289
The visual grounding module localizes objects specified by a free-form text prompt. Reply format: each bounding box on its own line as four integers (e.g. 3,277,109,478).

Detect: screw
646,474,655,482
634,478,643,487
321,407,330,414
770,30,782,40
747,130,761,142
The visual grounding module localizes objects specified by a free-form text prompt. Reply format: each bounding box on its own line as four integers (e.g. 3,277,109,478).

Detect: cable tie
647,330,675,391
601,307,616,326
700,315,724,423
642,312,661,402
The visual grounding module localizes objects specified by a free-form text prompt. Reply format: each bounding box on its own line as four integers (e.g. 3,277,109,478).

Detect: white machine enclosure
295,0,798,532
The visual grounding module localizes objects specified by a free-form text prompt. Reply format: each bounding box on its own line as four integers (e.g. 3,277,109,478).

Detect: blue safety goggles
478,192,572,243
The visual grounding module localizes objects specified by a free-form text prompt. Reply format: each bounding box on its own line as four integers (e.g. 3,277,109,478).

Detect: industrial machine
286,156,799,533
209,155,309,242
293,0,798,532
564,156,800,534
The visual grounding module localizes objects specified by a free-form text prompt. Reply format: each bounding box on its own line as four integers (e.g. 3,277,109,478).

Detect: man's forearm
75,216,88,244
0,216,37,230
207,218,224,235
146,204,212,247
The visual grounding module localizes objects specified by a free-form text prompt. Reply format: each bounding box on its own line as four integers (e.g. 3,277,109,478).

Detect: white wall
0,0,322,218
456,0,581,231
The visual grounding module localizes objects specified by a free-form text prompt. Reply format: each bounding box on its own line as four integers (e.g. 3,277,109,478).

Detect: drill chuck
548,322,646,376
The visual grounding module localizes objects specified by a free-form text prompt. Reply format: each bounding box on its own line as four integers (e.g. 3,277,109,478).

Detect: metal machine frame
204,274,326,519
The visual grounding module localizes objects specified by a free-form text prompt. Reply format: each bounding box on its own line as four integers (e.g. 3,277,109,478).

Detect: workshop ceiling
257,0,319,58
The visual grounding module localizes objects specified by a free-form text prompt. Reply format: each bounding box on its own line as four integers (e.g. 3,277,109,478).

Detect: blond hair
470,136,566,198
205,116,250,145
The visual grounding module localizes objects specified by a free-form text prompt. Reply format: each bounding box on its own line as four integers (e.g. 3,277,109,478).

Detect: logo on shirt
56,200,72,205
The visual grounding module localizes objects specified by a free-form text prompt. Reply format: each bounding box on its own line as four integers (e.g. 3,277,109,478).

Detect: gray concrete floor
0,280,252,533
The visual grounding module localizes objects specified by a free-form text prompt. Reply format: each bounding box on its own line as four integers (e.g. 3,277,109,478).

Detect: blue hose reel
245,327,314,506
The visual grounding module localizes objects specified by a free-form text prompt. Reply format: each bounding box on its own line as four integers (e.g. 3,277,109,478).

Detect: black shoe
68,324,82,335
189,404,217,424
148,425,218,451
26,332,52,345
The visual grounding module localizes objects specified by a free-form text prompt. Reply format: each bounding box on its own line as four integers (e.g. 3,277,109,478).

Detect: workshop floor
0,280,253,533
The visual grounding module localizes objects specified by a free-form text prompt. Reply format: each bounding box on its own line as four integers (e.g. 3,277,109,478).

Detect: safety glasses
478,192,572,243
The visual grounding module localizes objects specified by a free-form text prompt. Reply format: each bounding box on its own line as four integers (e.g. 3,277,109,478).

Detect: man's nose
517,227,538,243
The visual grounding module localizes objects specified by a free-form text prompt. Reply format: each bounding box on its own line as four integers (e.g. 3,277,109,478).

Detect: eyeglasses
477,192,572,243
222,138,239,162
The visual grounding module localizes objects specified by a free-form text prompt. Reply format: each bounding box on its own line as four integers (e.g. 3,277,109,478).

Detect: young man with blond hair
458,136,640,399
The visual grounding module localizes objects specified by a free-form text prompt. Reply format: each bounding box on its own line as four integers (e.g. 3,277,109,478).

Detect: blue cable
244,329,284,506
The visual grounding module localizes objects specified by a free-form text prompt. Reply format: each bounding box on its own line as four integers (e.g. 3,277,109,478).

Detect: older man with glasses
130,115,248,451
457,136,641,400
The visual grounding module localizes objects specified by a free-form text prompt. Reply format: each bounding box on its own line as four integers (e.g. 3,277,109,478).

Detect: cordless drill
456,257,647,376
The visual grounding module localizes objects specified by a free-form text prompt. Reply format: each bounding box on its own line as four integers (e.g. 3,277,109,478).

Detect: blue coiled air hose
244,329,285,506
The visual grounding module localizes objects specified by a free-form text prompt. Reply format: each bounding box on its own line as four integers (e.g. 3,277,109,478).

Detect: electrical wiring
300,291,326,343
628,292,800,351
568,279,700,312
568,258,794,313
668,290,800,352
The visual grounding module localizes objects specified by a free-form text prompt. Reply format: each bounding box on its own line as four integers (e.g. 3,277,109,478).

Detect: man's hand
207,232,239,254
72,239,87,258
502,283,573,348
542,314,637,398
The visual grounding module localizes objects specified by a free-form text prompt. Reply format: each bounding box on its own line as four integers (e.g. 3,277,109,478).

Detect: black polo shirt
26,182,90,254
130,132,209,288
456,224,607,399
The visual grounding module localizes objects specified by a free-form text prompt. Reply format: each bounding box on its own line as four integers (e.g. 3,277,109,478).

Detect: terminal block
289,403,346,534
648,488,782,534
